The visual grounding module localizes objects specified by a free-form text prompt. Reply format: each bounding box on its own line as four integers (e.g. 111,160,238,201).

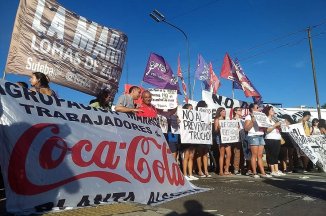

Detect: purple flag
195,54,210,90
143,53,179,91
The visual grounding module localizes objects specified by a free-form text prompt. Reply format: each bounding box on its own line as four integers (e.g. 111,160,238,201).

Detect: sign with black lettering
219,120,240,143
149,88,177,110
202,90,249,119
177,109,212,144
288,123,326,172
252,111,273,128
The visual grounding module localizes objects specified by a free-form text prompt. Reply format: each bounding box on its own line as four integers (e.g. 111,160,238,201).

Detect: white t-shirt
265,119,281,140
245,115,264,136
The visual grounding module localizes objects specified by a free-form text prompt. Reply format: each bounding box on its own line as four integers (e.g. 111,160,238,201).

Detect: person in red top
137,90,158,118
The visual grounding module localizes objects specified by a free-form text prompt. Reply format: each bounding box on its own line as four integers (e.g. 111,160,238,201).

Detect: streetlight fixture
150,9,192,99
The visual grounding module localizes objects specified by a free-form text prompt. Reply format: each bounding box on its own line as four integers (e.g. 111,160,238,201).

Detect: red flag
209,63,221,94
233,59,261,98
177,55,189,103
220,53,235,81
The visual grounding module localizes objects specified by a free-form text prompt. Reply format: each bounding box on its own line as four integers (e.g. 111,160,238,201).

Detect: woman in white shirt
244,103,271,178
263,106,283,176
310,118,321,135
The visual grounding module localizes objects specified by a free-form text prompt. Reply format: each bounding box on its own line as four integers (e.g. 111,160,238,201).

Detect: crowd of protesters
9,81,326,182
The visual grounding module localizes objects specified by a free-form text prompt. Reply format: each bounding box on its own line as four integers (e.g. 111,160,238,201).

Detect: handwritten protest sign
252,111,273,128
149,89,178,110
219,120,240,143
177,109,212,144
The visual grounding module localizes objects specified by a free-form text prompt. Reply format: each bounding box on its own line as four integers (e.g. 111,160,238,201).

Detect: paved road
159,172,326,216
1,172,325,215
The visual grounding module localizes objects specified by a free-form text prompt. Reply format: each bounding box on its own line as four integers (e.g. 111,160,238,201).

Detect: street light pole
307,27,321,119
150,10,192,99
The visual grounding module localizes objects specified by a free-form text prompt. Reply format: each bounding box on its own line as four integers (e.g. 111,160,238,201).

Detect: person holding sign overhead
263,106,284,176
214,107,232,176
244,103,272,178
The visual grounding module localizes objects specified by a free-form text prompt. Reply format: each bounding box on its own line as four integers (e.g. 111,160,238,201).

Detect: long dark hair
33,72,50,88
97,89,111,109
215,107,225,119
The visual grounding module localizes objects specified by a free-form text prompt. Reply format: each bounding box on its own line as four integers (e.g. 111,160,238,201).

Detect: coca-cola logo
8,123,184,195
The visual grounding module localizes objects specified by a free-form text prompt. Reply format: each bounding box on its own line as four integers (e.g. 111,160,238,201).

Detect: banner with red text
5,0,127,98
0,80,207,214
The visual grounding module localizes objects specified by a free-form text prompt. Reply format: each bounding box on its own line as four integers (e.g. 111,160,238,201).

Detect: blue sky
0,0,325,108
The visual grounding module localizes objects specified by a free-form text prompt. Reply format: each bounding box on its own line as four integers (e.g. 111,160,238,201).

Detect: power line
233,28,306,56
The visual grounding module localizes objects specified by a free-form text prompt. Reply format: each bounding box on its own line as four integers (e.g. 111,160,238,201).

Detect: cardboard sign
177,109,212,144
252,111,273,128
219,120,240,143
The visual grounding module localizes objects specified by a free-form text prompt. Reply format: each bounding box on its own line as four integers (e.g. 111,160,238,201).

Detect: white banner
288,123,326,172
219,120,240,143
177,109,212,144
149,89,178,110
0,80,207,214
202,90,249,119
252,111,273,128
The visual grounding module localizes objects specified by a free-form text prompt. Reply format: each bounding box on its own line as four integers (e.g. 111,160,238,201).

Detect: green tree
322,103,326,109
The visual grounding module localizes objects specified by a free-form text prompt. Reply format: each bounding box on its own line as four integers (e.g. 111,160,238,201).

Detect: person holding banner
214,107,232,176
263,106,284,176
115,86,142,113
300,111,312,172
279,114,296,173
29,72,56,97
244,103,272,178
89,89,113,110
310,118,321,135
180,104,199,181
136,91,158,118
319,119,326,135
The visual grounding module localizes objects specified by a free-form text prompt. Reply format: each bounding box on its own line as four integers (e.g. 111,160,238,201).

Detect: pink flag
177,55,189,103
209,62,221,94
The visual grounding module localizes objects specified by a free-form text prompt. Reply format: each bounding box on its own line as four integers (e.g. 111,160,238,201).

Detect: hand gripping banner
0,80,207,214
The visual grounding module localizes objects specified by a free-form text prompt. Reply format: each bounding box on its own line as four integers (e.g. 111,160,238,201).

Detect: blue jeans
246,135,265,146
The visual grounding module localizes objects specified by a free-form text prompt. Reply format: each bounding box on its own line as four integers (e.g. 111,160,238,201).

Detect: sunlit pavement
0,172,325,215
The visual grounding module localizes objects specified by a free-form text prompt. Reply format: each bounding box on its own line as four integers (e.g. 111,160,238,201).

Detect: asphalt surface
0,172,325,216
159,172,326,216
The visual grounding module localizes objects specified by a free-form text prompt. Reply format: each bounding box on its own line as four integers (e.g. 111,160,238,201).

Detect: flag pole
192,77,196,100
2,70,6,80
232,81,234,99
